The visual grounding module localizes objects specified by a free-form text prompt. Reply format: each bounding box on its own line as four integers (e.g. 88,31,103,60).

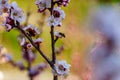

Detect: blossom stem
15,23,54,69
54,76,58,80
51,26,56,63
50,26,58,80
50,0,58,80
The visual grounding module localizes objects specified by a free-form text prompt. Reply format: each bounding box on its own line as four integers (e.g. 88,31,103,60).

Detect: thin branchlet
15,22,54,69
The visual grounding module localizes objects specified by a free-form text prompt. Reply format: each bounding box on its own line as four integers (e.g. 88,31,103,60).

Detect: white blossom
53,7,65,20
35,0,51,12
0,0,10,15
53,60,71,76
47,7,65,27
47,15,61,27
10,2,26,23
23,25,40,34
54,31,63,38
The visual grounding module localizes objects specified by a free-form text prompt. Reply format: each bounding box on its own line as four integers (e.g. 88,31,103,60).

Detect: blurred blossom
29,63,47,77
88,6,120,80
91,6,120,47
0,0,10,15
22,49,36,62
29,67,39,77
36,63,47,71
0,46,13,63
15,61,25,70
35,0,51,13
2,54,12,62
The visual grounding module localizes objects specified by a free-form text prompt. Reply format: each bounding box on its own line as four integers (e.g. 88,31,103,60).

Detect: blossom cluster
35,0,71,77
0,0,25,32
0,0,71,79
35,0,69,27
0,0,46,78
47,7,65,27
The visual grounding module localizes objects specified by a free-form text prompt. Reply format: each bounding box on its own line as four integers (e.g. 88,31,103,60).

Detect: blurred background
0,0,120,80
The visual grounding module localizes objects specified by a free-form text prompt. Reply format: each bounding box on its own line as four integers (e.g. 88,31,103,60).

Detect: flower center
50,19,54,24
53,10,60,18
27,28,36,37
2,7,8,13
58,65,66,71
13,12,18,16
